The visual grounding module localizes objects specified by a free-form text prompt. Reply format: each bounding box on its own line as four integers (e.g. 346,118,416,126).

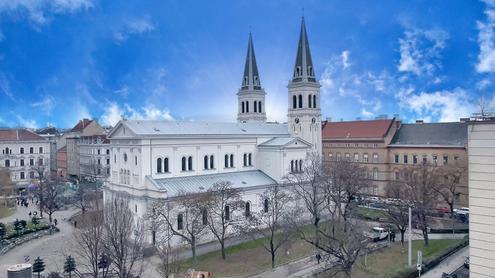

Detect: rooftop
71,119,94,132
152,170,277,196
0,129,46,142
390,122,467,147
322,119,395,139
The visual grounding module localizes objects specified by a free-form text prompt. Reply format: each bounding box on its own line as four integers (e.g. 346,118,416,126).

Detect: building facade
0,129,51,191
322,119,400,195
104,18,320,245
78,135,111,180
468,118,495,277
56,146,67,179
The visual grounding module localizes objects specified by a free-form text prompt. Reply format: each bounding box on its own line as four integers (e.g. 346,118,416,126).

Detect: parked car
365,227,390,242
453,207,469,215
436,207,450,214
464,256,470,269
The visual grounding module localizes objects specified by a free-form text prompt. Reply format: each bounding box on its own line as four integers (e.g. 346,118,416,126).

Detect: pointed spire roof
241,33,262,91
292,17,316,83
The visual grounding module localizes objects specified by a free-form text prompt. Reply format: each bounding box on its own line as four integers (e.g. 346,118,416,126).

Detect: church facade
104,18,322,244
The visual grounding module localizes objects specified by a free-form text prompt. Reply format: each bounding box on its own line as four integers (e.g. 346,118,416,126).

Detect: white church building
104,18,322,244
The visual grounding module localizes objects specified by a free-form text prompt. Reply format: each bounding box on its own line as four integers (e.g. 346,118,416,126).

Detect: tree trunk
423,228,429,246
191,237,197,267
400,230,405,246
221,241,226,260
270,239,275,269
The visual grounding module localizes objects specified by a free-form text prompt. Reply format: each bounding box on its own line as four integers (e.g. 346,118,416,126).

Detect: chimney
416,120,424,124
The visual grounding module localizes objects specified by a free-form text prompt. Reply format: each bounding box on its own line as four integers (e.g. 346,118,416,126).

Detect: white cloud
0,0,93,27
31,95,55,114
101,102,174,126
341,50,351,69
114,17,155,43
397,28,449,76
476,5,495,73
0,72,15,100
16,115,38,129
361,108,373,118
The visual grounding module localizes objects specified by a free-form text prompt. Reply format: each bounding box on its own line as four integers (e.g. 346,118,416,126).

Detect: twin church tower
236,18,322,154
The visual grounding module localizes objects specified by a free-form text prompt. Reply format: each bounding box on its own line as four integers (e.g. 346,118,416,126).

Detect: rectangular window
20,159,24,166
20,147,24,154
30,147,34,154
107,159,110,165
30,159,34,166
106,149,110,155
20,172,25,179
98,149,101,155
394,154,399,163
98,159,101,165
39,147,43,153
363,154,369,163
30,172,34,179
432,155,438,165
354,153,359,162
329,153,333,161
443,155,448,165
373,153,379,163
423,155,428,164
403,155,408,164
345,153,350,161
413,155,418,164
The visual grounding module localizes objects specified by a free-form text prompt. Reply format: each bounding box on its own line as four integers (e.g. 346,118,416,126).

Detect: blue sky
1,0,495,128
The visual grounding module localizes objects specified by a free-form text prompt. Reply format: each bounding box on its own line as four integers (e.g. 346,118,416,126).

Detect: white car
453,207,469,215
365,227,390,242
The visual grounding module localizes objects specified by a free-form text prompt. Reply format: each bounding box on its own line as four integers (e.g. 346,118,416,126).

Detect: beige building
322,118,400,195
388,121,469,206
79,134,110,180
468,117,495,277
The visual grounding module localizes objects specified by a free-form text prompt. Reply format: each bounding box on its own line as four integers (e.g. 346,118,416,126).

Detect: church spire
292,17,316,83
241,32,261,91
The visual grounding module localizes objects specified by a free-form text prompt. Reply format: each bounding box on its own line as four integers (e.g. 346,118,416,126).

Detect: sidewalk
421,246,469,278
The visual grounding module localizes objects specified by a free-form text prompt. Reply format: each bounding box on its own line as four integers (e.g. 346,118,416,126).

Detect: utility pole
408,206,412,268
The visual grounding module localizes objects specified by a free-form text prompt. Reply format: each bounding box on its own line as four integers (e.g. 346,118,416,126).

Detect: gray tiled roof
121,120,288,137
152,170,277,196
258,137,295,146
390,122,467,147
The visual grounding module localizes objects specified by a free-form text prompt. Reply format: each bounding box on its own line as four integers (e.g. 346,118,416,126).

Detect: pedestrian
29,211,32,218
54,219,58,226
74,220,77,228
316,253,321,264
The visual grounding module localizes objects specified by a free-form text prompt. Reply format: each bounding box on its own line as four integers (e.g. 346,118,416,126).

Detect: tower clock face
295,118,300,124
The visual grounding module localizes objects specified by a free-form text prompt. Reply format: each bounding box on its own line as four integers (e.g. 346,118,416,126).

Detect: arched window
241,102,245,113
298,95,303,108
293,95,297,109
5,147,9,154
135,155,138,165
204,155,209,169
210,155,214,169
248,153,252,166
295,160,299,172
373,168,379,180
177,213,183,230
224,154,229,168
164,157,169,172
245,202,251,218
313,95,316,108
225,205,230,221
246,101,249,113
182,157,186,171
5,159,10,167
188,156,193,171
264,199,269,213
230,154,234,167
254,101,258,112
299,159,303,172
308,94,312,108
243,153,247,166
258,101,262,113
157,158,162,173
291,160,294,172
202,209,208,225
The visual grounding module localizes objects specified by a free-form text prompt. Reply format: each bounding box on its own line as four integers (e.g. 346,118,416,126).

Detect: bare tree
156,240,180,278
205,181,243,260
73,211,104,278
0,167,15,207
151,191,212,267
385,182,410,246
249,185,294,269
40,178,63,224
434,159,467,218
32,162,48,217
103,199,144,278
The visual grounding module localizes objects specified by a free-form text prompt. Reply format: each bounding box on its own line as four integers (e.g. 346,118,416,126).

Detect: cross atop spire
292,17,316,83
241,32,261,91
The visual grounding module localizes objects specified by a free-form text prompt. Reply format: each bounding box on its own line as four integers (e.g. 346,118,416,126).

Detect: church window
246,101,249,113
254,76,259,85
202,209,208,225
225,205,230,221
123,153,128,163
210,155,214,169
5,159,10,167
188,156,193,171
254,101,258,112
164,157,169,172
224,154,229,168
244,76,248,85
157,158,162,173
313,95,316,108
308,66,313,76
264,199,269,213
293,95,297,109
299,159,303,172
245,202,251,218
308,94,312,108
296,66,301,76
204,155,209,169
295,160,299,172
20,147,24,154
182,157,186,171
30,147,34,154
241,102,245,113
243,153,247,166
177,213,183,230
135,155,138,165
291,160,294,172
298,95,303,108
230,154,234,167
248,153,252,166
114,154,116,163
258,101,262,113
39,147,43,154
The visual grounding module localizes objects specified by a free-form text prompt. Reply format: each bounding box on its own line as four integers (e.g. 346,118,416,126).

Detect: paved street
421,246,469,278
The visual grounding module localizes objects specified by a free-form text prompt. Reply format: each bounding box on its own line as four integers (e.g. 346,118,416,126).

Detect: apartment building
468,117,495,277
322,118,400,195
79,134,111,180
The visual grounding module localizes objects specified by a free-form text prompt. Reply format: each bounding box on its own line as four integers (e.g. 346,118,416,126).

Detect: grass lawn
349,239,463,278
356,206,387,220
179,237,314,277
0,204,16,219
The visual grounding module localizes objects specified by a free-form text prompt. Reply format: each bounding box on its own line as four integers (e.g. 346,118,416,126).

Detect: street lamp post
408,206,412,268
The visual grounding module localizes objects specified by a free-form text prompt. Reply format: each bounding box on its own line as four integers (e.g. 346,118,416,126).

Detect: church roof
240,33,262,91
111,120,289,137
292,17,316,83
258,137,312,148
152,170,277,196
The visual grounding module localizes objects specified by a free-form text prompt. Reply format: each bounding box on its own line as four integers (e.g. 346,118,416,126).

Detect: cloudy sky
1,0,495,128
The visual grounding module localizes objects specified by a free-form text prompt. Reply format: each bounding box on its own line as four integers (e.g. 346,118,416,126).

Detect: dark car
464,256,469,269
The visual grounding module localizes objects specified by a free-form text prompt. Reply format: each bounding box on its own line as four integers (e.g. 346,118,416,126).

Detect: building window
107,159,110,165
443,155,448,165
20,159,24,166
38,158,43,166
245,202,251,218
157,158,162,173
248,153,252,166
246,101,249,113
241,102,245,113
363,153,369,163
395,171,399,180
313,95,316,108
188,156,193,171
97,159,101,165
106,149,110,155
394,154,399,163
114,154,116,163
225,205,230,221
345,153,350,161
5,159,10,167
177,213,183,230
204,155,209,169
403,155,408,164
291,160,294,173
337,153,342,161
182,157,187,171
30,171,34,179
293,95,297,109
164,158,169,172
230,154,234,168
373,153,379,163
20,172,25,179
422,155,428,164
373,168,379,180
243,153,247,167
224,154,229,168
202,209,208,225
135,156,137,166
258,101,262,113
210,155,214,169
299,159,303,172
353,153,359,162
298,94,303,108
30,159,34,166
413,155,418,164
308,94,312,108
30,147,34,154
264,199,269,213
432,155,438,165
254,101,258,112
97,149,100,155
20,147,24,154
135,204,137,213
